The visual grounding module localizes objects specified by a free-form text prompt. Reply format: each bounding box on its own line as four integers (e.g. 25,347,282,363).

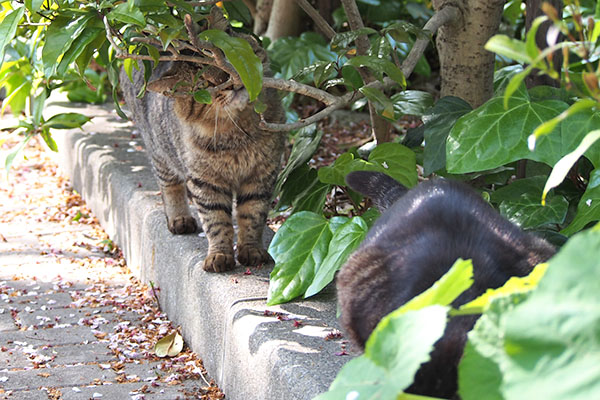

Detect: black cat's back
337,171,555,398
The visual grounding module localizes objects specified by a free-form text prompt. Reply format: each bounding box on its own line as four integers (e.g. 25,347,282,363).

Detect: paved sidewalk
0,137,223,399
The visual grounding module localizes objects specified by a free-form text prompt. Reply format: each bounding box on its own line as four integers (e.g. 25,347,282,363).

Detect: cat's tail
345,171,408,212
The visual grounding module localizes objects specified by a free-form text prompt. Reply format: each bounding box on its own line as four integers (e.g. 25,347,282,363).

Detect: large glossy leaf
267,212,332,305
446,87,567,174
461,229,600,400
42,14,93,77
499,194,568,230
315,306,449,400
359,87,395,120
200,29,263,101
422,96,472,175
304,217,368,298
346,142,418,188
391,90,434,117
56,27,103,77
561,169,600,236
317,152,355,186
0,6,25,66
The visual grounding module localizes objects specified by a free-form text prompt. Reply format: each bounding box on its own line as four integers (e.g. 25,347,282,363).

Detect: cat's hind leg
152,161,197,234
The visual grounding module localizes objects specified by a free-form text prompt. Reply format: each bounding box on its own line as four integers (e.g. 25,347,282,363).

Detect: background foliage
1,0,599,399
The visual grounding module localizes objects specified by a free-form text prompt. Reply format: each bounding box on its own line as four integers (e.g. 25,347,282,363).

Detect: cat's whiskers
224,107,251,138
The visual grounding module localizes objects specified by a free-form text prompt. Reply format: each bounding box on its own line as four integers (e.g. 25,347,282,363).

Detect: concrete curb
52,100,347,400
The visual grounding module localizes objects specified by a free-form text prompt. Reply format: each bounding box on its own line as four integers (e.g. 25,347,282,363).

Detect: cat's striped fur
120,61,285,272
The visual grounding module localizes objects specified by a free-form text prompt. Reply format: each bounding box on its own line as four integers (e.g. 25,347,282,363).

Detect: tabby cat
337,171,556,398
119,50,284,273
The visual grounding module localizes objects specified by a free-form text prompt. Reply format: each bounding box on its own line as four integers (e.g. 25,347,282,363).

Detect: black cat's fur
337,171,556,399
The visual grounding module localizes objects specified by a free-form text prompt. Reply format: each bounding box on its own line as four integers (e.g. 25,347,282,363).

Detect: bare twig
294,0,336,40
340,0,370,55
401,5,461,78
262,77,338,105
104,16,124,57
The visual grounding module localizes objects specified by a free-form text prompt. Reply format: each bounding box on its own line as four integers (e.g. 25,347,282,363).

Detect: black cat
336,171,556,399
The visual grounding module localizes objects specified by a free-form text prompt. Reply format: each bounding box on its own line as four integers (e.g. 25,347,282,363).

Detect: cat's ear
147,75,184,96
345,171,407,212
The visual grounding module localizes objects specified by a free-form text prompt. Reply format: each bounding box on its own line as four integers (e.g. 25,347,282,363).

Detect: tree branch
294,0,336,40
401,5,462,78
262,77,338,105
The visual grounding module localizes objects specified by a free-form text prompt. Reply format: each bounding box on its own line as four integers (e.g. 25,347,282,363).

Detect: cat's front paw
237,245,273,267
167,216,198,234
203,251,235,272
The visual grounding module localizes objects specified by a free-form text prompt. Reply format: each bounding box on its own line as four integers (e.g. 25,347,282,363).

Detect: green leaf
278,164,316,207
304,217,368,298
422,96,472,175
200,29,263,101
330,27,377,50
193,89,212,104
312,61,336,88
391,90,434,117
4,134,33,174
57,27,104,77
457,263,549,315
268,32,336,81
531,99,597,141
500,230,600,400
542,130,600,204
0,6,25,66
273,124,324,196
222,0,253,27
382,21,430,42
400,258,473,313
458,340,504,400
340,65,364,90
267,212,332,305
40,127,58,152
561,168,600,236
292,179,331,214
43,113,92,129
446,89,568,174
489,176,548,204
317,306,449,400
318,152,355,186
107,2,146,27
499,194,568,230
347,142,418,188
484,34,532,64
359,87,395,120
346,55,406,86
42,15,94,77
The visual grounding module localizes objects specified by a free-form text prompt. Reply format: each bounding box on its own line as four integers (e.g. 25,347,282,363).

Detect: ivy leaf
346,142,417,188
267,212,332,305
499,194,568,230
0,6,25,66
304,217,368,298
446,88,568,174
200,29,263,101
422,96,472,175
318,152,356,186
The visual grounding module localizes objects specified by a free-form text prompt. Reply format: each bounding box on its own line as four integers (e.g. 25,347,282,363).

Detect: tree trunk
432,0,505,108
264,0,303,41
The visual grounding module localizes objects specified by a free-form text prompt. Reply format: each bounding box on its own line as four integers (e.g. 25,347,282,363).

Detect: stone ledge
52,100,346,400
